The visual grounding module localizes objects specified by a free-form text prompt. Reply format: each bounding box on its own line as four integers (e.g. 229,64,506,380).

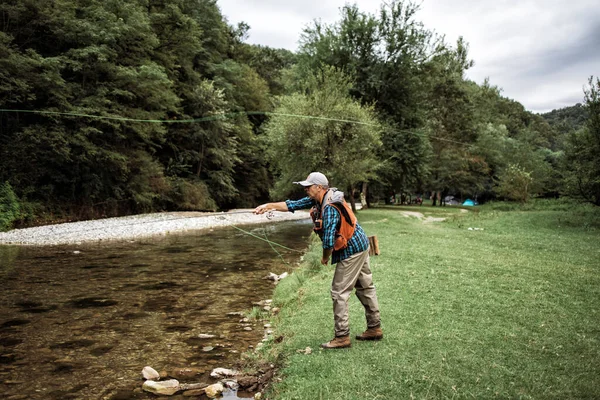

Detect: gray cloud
218,0,600,113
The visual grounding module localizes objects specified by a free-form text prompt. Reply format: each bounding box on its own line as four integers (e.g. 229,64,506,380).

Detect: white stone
204,383,224,398
142,366,160,380
198,333,216,339
210,368,238,378
266,272,279,281
142,379,180,396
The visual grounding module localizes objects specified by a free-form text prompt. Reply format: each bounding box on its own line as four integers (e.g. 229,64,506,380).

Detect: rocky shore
0,209,310,246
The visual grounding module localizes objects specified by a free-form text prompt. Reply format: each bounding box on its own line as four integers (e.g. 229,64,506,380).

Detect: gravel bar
0,210,310,246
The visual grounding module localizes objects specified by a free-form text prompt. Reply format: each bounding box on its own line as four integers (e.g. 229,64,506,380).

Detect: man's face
304,184,321,200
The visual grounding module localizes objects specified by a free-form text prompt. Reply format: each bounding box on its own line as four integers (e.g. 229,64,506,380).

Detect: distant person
254,172,382,349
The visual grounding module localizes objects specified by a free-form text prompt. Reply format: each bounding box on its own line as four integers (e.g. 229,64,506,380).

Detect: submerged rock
222,379,239,390
253,299,272,306
168,367,205,380
142,379,180,396
198,333,216,339
179,382,208,391
182,388,206,396
142,366,160,380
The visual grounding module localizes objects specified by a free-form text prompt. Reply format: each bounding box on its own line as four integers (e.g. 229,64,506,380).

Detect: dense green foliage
0,0,292,226
266,204,600,399
541,103,588,133
263,66,382,204
0,181,20,231
0,0,597,229
560,77,600,206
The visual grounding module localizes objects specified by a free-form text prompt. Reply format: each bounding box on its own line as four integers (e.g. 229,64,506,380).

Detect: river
0,220,312,399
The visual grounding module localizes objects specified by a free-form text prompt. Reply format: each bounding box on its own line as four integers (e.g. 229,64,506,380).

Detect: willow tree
263,66,381,210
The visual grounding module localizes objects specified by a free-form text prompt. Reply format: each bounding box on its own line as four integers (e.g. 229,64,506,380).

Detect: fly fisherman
254,172,382,349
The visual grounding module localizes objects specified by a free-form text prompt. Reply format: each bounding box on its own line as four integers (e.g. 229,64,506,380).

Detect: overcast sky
217,0,599,114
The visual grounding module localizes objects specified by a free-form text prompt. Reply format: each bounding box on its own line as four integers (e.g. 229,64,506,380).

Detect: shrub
0,182,21,231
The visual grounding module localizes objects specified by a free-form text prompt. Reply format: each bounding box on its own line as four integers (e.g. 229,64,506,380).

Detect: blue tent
462,199,475,206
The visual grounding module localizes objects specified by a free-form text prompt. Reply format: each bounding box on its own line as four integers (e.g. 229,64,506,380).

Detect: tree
263,67,382,209
562,77,600,205
297,1,441,199
496,164,533,203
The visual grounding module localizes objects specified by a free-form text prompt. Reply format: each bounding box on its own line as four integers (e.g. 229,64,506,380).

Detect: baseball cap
293,172,329,187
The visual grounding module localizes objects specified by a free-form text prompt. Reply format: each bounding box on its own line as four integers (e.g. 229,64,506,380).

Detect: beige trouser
331,249,381,337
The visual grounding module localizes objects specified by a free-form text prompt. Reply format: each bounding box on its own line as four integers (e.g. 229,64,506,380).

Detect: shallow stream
0,220,311,399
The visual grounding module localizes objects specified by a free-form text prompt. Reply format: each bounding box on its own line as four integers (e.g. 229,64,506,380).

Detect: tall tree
263,67,382,209
562,76,600,205
297,1,442,199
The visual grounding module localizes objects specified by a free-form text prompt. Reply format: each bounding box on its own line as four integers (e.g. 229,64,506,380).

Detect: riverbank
0,209,310,246
260,204,600,399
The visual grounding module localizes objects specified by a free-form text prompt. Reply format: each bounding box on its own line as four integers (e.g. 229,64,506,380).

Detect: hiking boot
320,335,351,349
355,326,383,341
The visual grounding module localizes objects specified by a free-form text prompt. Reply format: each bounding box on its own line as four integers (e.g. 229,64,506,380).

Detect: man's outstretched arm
254,202,288,214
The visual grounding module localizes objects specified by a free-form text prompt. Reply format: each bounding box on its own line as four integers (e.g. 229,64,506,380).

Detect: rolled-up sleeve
321,205,339,250
285,197,315,212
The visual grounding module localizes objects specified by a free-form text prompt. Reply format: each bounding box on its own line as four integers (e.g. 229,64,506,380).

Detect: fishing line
0,108,472,146
230,224,304,254
262,229,292,266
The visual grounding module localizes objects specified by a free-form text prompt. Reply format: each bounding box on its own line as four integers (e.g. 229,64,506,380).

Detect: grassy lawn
261,201,600,399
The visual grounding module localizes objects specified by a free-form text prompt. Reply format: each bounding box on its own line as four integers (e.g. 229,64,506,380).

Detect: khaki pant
331,249,381,337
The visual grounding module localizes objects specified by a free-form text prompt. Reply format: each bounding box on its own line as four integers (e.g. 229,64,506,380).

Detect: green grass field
261,201,600,399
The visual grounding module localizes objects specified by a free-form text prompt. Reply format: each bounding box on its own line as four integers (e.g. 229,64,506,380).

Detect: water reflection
0,221,311,399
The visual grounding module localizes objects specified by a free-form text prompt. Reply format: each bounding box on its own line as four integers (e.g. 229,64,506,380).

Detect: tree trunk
349,186,357,213
196,142,204,177
361,182,368,209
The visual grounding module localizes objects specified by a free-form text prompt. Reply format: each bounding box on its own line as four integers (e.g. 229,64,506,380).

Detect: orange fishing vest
310,190,357,251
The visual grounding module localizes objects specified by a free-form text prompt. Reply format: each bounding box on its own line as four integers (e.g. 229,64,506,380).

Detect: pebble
142,366,160,380
0,210,310,246
198,334,216,339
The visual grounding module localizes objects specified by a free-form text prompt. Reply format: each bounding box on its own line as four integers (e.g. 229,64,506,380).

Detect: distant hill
541,103,588,132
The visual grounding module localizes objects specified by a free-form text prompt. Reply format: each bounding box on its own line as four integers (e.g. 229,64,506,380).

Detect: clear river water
0,220,312,399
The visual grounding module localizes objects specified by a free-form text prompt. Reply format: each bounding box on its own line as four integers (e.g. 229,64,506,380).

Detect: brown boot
320,335,351,349
355,326,383,341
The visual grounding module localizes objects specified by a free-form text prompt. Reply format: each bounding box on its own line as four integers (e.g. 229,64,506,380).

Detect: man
254,172,382,349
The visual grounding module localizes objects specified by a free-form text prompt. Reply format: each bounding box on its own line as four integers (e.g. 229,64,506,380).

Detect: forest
1,0,599,230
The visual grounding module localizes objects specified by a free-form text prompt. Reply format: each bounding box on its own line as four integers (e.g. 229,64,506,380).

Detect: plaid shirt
285,196,369,264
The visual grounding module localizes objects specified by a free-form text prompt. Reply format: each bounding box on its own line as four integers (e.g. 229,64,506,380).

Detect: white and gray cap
293,172,329,187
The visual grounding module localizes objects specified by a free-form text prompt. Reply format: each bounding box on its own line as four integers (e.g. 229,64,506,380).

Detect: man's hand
254,202,288,214
254,204,269,214
321,248,333,265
